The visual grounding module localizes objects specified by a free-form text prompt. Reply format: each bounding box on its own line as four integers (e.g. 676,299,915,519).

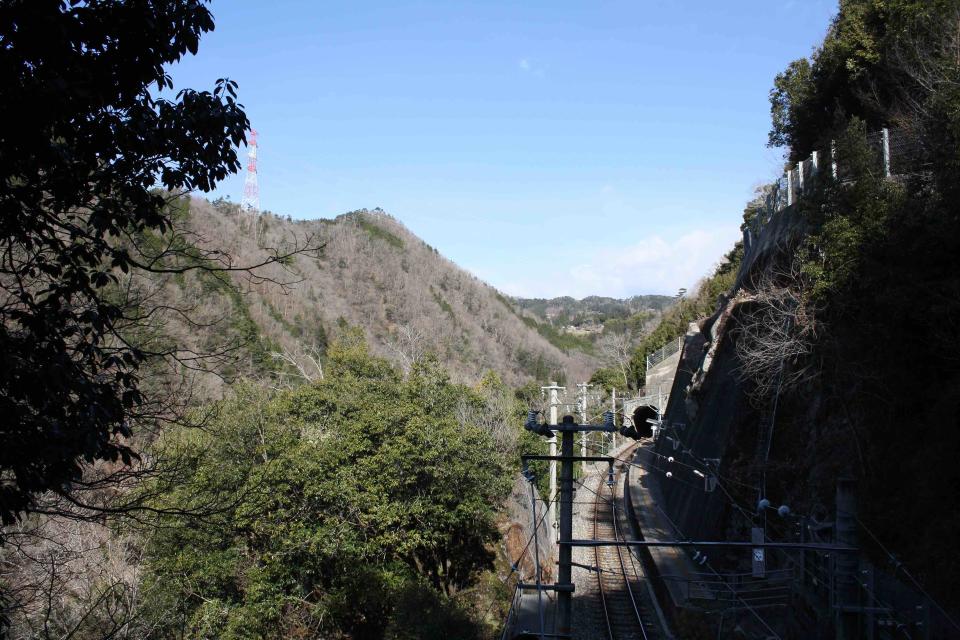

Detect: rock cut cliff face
653,196,958,600
651,206,825,546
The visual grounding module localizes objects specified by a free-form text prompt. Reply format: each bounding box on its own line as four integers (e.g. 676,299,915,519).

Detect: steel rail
593,470,616,640
609,449,650,640
593,444,649,640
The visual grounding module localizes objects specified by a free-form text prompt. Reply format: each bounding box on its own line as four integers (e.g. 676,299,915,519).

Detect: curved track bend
591,446,663,640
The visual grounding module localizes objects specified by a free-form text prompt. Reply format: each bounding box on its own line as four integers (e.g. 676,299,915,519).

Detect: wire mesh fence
747,125,930,245
888,127,929,175
646,336,683,371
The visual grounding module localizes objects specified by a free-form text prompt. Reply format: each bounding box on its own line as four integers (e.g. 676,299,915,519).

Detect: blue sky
170,0,837,298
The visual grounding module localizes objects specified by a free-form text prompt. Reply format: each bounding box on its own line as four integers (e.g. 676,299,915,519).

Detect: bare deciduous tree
597,331,632,389
383,323,427,374
455,383,518,456
271,342,325,386
734,261,820,403
1,514,168,639
882,7,960,127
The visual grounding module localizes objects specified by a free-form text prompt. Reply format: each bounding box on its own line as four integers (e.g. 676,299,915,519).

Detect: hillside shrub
141,340,512,638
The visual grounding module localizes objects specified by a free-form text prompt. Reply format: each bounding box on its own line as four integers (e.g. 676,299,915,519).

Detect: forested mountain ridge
173,197,600,389
513,294,674,325
511,294,675,337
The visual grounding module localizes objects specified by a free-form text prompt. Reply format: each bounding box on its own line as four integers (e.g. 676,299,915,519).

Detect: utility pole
576,382,593,475
522,414,619,638
541,382,565,539
519,413,857,640
611,388,618,451
558,416,575,638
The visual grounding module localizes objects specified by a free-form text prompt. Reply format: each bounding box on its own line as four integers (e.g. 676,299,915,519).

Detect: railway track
592,447,663,640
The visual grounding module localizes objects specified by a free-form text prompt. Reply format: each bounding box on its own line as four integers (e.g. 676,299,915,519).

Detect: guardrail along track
592,447,662,640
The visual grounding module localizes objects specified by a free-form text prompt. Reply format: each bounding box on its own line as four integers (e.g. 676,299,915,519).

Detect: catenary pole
611,388,618,450
577,382,592,475
556,417,575,637
542,383,564,539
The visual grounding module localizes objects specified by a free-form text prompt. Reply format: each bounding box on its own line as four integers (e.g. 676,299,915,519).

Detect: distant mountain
512,294,676,333
170,199,604,389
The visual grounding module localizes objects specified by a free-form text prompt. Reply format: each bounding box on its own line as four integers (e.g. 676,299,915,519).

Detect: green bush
140,340,512,638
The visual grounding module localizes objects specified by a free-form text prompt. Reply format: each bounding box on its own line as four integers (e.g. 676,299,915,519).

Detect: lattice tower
240,129,260,214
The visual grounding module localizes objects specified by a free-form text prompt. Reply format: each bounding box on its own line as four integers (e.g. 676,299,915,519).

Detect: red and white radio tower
240,129,260,214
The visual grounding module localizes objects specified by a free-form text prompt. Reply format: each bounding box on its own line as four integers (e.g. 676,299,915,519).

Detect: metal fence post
831,140,838,179
882,128,891,177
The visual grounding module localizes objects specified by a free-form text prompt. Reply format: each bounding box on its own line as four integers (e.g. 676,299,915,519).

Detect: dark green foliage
519,314,594,354
494,291,516,312
515,348,565,384
291,311,328,352
784,119,960,613
430,286,456,320
588,367,621,394
342,210,405,249
798,118,903,299
767,0,960,159
602,311,653,338
768,58,814,152
513,380,544,407
196,270,279,377
142,339,512,638
760,0,960,613
0,0,248,523
384,580,482,640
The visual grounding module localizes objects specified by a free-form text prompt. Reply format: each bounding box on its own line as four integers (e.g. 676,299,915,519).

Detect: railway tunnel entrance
632,405,658,439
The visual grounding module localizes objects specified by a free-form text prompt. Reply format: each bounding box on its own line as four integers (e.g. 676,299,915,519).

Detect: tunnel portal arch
632,404,658,439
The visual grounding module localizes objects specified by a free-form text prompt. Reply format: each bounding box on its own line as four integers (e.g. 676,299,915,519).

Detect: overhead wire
582,440,784,637
855,515,960,634
643,477,784,640
587,440,920,636
522,414,929,635
492,482,561,638
583,441,726,495
659,441,922,635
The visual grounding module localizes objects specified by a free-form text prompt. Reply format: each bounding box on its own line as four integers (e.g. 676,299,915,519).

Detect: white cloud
517,57,545,77
482,224,742,299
